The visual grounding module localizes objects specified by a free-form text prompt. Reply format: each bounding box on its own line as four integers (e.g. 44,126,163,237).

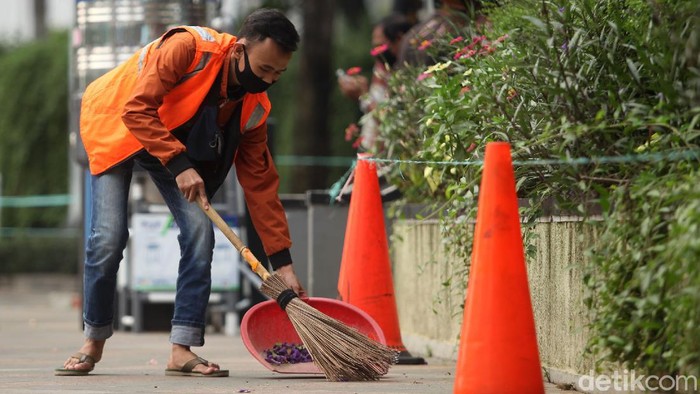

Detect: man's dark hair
379,13,415,43
238,8,300,52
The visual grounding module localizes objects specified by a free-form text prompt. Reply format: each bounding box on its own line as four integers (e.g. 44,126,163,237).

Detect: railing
0,192,75,237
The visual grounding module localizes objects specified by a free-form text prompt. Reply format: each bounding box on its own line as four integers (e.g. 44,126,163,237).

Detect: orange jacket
80,26,270,175
79,26,292,268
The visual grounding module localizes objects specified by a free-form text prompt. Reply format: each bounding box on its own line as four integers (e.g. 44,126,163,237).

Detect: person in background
398,0,489,67
56,9,305,377
338,13,415,152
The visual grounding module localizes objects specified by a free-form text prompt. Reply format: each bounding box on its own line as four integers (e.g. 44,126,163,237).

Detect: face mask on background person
235,45,272,93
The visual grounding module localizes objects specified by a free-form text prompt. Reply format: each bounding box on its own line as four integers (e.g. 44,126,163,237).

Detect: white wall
0,0,74,42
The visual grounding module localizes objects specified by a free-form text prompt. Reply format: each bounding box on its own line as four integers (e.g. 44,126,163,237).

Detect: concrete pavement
0,275,574,393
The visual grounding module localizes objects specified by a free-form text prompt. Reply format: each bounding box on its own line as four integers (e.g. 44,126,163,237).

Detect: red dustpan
240,297,387,374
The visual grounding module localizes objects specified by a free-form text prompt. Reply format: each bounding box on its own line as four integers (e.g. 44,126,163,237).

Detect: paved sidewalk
0,275,573,393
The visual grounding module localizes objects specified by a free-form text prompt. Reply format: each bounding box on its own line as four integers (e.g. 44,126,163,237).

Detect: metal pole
0,172,3,229
33,0,47,39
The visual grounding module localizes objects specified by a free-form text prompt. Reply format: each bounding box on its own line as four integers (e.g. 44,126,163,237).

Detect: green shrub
0,235,80,274
585,164,700,377
378,0,700,376
0,31,69,227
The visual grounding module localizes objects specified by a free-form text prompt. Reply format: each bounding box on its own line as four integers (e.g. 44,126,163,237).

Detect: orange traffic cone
338,153,425,364
454,142,544,393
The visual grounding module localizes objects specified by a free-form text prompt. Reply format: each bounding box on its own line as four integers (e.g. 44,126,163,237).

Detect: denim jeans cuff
170,325,204,347
84,321,113,341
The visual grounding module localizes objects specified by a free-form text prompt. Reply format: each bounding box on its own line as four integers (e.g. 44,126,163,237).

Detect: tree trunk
33,0,47,39
290,0,336,192
337,0,366,25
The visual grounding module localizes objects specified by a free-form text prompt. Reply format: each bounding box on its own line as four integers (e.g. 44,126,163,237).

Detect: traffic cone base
397,350,426,365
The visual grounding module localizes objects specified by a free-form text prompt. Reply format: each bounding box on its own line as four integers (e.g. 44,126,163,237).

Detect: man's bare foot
167,344,223,375
62,339,105,372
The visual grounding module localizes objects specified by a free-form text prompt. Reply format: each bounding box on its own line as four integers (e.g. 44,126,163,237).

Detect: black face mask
375,50,397,68
235,46,272,94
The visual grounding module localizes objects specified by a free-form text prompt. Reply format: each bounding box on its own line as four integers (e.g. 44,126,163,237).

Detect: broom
197,199,398,381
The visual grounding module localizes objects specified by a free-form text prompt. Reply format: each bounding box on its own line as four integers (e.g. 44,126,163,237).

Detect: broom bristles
260,274,399,381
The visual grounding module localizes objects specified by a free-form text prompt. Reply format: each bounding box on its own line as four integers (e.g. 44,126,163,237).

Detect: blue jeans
83,150,214,346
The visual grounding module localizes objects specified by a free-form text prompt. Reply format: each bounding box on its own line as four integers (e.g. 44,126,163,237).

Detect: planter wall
392,217,597,380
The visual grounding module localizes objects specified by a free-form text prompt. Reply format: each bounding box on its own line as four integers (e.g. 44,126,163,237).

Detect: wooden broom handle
197,197,271,281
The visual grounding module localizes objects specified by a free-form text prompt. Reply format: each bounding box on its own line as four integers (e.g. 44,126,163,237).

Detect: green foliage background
0,31,69,227
378,0,699,377
0,235,78,274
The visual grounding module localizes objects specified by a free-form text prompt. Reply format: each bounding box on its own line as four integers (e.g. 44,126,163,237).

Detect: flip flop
165,356,229,377
54,352,96,376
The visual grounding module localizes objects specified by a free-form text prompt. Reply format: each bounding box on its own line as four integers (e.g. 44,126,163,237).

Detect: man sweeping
56,8,305,377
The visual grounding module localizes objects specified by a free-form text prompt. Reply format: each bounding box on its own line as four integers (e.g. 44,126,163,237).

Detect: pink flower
449,36,464,45
454,46,480,60
467,142,477,152
344,123,359,141
479,45,496,55
370,43,389,57
418,40,432,51
496,34,509,43
459,86,471,95
351,136,364,149
417,73,430,82
462,49,476,59
346,67,362,76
